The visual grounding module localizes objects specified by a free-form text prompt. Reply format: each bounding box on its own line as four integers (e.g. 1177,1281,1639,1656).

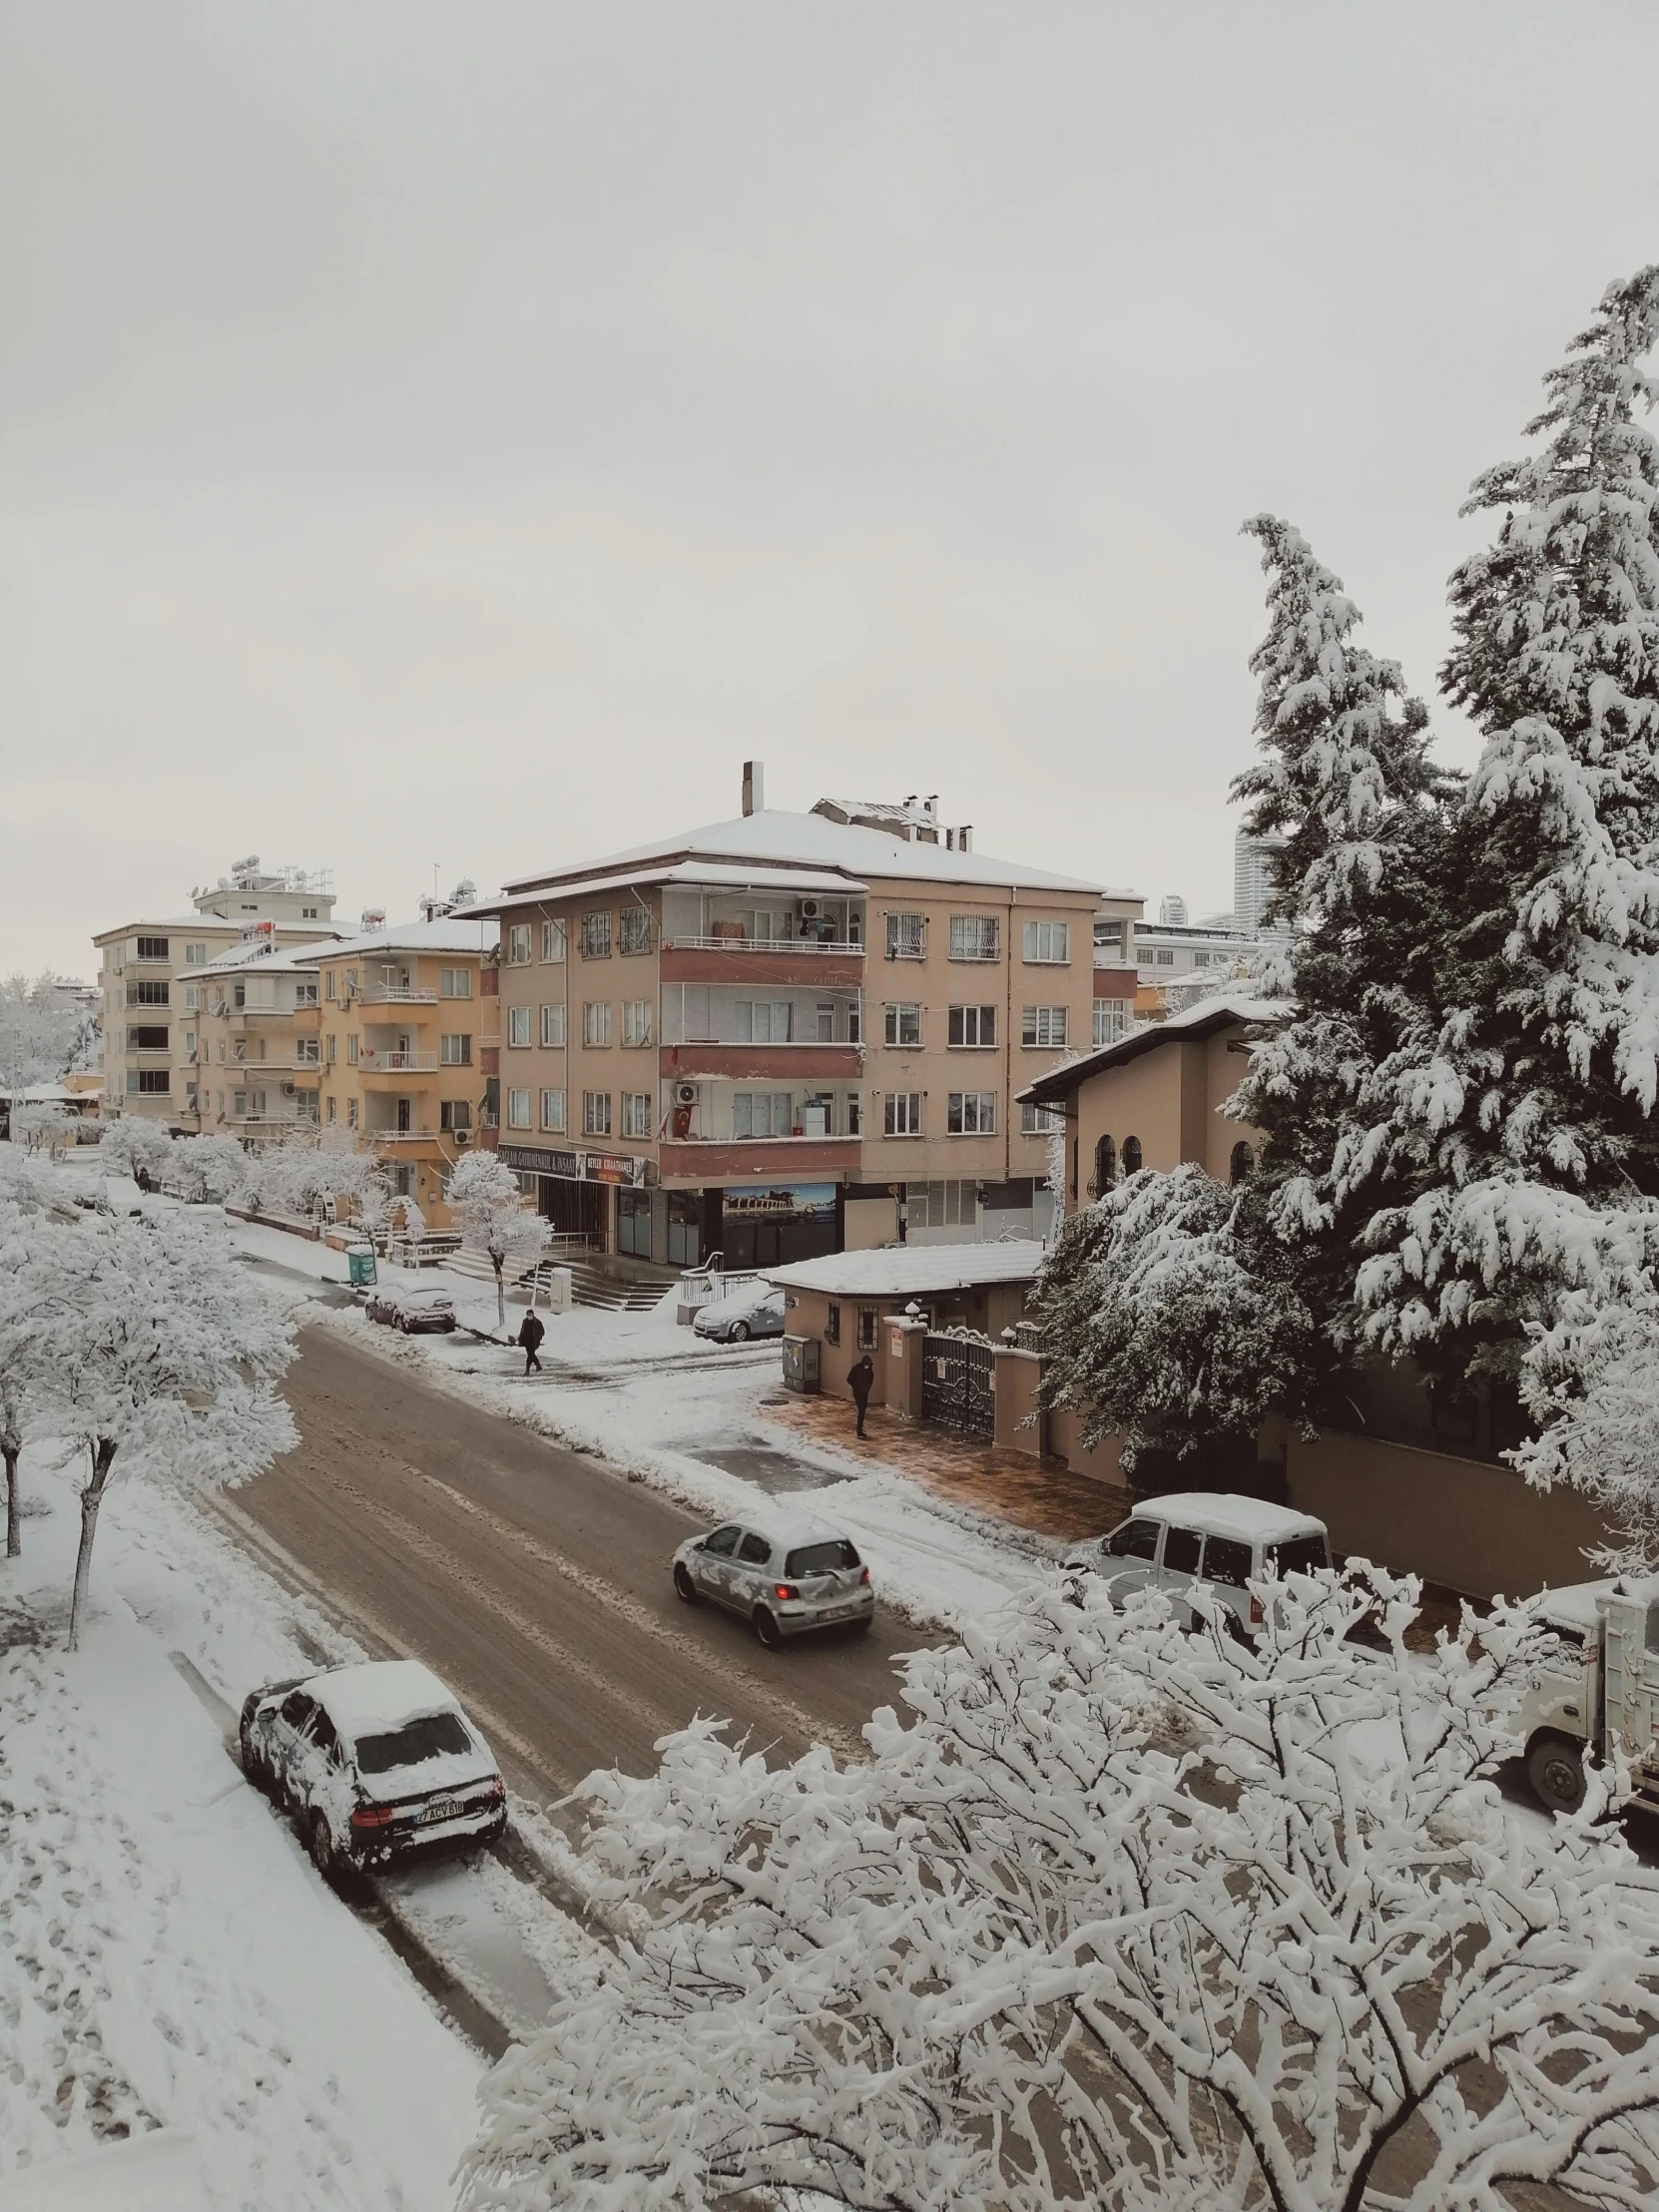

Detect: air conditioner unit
675,1082,698,1106
799,898,822,919
454,1127,471,1145
280,1081,296,1096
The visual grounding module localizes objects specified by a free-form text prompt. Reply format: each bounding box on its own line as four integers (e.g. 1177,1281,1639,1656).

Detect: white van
1065,1491,1333,1637
1518,1575,1659,1814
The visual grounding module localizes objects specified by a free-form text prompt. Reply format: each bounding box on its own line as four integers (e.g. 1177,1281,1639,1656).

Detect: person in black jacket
517,1308,545,1375
848,1353,875,1438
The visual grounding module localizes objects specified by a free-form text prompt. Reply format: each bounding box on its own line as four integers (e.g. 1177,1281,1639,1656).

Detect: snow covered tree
1510,1279,1659,1570
0,1154,59,1557
1036,1162,1320,1473
26,1206,297,1647
97,1116,175,1187
13,1099,79,1156
0,971,97,1098
1359,268,1659,1384
169,1133,251,1205
445,1151,549,1329
460,1571,1659,2212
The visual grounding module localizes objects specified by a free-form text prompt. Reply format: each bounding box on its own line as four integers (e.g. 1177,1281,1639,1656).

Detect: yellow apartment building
469,768,1120,1269
193,940,325,1140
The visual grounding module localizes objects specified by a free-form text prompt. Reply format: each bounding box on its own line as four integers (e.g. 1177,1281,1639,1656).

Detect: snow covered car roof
710,1506,851,1548
698,1282,783,1318
1127,1492,1327,1544
1527,1575,1659,1633
303,1661,463,1741
396,1286,455,1308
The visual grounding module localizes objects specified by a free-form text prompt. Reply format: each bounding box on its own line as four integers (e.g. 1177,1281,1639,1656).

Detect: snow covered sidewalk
0,1451,484,2210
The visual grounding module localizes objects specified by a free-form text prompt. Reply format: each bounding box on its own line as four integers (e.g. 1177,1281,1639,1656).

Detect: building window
440,967,472,997
441,1033,473,1065
733,1091,793,1138
825,1302,840,1347
885,911,925,960
185,941,207,965
126,1069,170,1095
1021,1101,1065,1134
619,906,651,955
233,983,246,1011
583,1001,613,1048
296,1093,319,1123
541,919,566,963
540,1088,567,1133
1156,948,1176,967
326,1033,336,1063
908,1179,976,1229
1122,1135,1143,1175
507,1005,532,1047
301,905,317,919
347,1034,358,1065
295,1038,320,1064
1093,1134,1117,1191
856,1309,878,1351
507,924,532,965
947,1090,996,1135
182,985,199,1011
947,1004,996,1048
582,1090,612,1137
326,971,336,1001
1022,919,1070,964
440,1099,472,1132
736,1000,792,1042
127,1025,169,1050
506,1087,532,1129
1094,918,1125,958
622,999,653,1047
846,1093,861,1135
541,1003,566,1048
1093,999,1128,1049
183,1031,197,1059
947,914,999,961
883,1092,922,1136
127,979,170,1007
347,1097,358,1129
580,912,612,959
883,1003,921,1047
1230,1140,1255,1184
295,980,317,1005
1022,1005,1069,1049
136,935,170,961
622,1091,652,1138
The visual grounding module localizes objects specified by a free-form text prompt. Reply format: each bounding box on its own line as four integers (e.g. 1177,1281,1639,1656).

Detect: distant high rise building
1159,892,1189,926
1233,830,1285,933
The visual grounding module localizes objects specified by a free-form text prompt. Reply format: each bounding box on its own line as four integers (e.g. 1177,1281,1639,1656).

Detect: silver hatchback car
673,1512,875,1648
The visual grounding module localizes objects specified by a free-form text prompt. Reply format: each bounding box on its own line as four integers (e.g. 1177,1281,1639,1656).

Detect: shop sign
582,1151,646,1187
722,1181,835,1222
499,1143,580,1179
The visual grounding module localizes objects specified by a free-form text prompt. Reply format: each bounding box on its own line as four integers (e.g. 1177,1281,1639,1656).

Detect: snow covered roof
766,1241,1046,1298
197,937,340,977
305,1660,461,1740
1129,1492,1327,1544
466,858,865,912
1018,992,1289,1106
485,808,1102,904
289,914,499,962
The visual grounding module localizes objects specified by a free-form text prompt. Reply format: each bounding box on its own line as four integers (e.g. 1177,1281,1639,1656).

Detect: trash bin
346,1245,377,1289
782,1335,820,1393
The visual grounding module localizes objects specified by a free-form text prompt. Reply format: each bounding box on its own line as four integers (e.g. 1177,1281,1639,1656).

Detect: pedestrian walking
848,1353,875,1439
517,1308,545,1375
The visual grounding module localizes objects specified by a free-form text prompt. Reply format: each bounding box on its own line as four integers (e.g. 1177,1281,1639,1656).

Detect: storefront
497,1142,648,1249
720,1181,836,1270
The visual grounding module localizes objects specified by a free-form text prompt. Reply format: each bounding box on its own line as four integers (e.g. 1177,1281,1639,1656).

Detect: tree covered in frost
24,1205,297,1646
461,1571,1659,2212
97,1116,175,1186
1035,1163,1320,1471
168,1133,253,1206
0,1152,59,1557
1359,268,1659,1384
1511,1282,1659,1570
0,971,98,1094
445,1150,549,1329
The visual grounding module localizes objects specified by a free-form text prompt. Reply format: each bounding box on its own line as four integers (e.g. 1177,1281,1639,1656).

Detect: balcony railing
365,1126,439,1143
356,985,437,1005
663,934,862,956
360,1050,438,1072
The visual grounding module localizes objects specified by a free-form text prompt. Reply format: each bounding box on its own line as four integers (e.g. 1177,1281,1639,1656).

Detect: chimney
924,795,938,817
959,826,972,851
742,760,765,817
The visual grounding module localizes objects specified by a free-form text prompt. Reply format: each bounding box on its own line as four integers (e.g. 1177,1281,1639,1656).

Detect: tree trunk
3,1441,19,1559
493,1253,505,1332
68,1439,117,1652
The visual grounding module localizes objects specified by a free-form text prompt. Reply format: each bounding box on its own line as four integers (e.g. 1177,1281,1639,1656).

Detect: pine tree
1359,269,1659,1382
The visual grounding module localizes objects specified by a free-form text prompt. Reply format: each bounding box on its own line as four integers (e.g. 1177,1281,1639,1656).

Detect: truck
1518,1575,1659,1815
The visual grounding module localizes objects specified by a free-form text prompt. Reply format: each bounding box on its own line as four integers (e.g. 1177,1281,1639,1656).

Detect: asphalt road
227,1325,929,1800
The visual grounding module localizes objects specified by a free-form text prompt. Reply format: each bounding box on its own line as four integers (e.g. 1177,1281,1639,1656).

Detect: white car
366,1285,457,1334
1065,1492,1332,1637
240,1659,505,1874
693,1282,787,1344
673,1510,875,1646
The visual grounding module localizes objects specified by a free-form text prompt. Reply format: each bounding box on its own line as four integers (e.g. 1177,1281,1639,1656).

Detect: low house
766,1242,1045,1410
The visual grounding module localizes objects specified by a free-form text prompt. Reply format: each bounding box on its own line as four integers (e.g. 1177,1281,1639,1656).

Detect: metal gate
920,1330,996,1440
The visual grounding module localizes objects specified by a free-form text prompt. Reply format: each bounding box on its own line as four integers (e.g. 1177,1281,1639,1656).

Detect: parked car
693,1281,787,1344
240,1658,506,1874
1515,1573,1659,1815
365,1285,457,1333
673,1511,875,1647
1064,1492,1333,1638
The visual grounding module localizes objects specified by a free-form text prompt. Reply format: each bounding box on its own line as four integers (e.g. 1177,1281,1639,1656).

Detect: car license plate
417,1798,461,1825
822,1603,858,1622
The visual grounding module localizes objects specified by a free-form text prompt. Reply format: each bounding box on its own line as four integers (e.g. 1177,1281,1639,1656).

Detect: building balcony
660,940,864,990
659,1041,861,1082
1091,963,1138,996
357,1051,439,1078
364,1125,442,1144
659,1136,860,1183
355,984,438,1006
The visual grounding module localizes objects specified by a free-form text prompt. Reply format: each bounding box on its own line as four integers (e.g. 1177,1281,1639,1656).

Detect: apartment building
297,913,499,1227
193,940,325,1141
470,769,1105,1269
1131,913,1258,1017
93,859,338,1128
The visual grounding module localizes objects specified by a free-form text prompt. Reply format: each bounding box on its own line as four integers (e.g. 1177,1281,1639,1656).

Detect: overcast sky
4,2,1658,973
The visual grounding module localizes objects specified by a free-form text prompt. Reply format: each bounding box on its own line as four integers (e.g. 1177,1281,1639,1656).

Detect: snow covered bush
1512,1285,1659,1570
22,1205,298,1646
97,1116,175,1185
445,1150,549,1329
0,1153,58,1557
1035,1163,1319,1469
169,1133,251,1205
12,1099,79,1156
460,1571,1659,2212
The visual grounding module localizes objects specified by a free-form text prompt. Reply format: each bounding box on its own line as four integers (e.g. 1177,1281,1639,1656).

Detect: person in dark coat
848,1354,875,1438
517,1308,545,1375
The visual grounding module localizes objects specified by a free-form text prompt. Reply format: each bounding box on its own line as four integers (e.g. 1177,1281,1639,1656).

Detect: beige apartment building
93,859,338,1128
298,913,499,1228
192,941,325,1141
471,770,1120,1269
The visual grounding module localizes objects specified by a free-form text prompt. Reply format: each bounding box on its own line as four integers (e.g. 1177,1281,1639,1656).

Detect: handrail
360,1050,438,1071
663,935,863,955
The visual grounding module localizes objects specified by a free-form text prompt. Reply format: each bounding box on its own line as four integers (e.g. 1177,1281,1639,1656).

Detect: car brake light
776,1583,799,1601
482,1776,505,1801
1249,1597,1265,1627
350,1803,399,1831
859,1566,870,1585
